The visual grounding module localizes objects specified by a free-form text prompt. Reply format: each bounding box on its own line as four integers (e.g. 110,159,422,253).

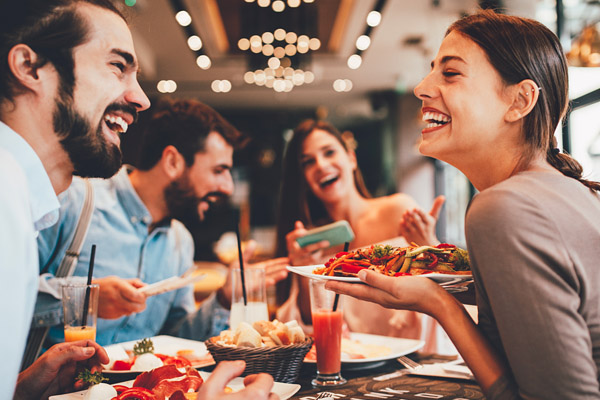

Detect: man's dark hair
138,98,245,170
0,0,124,102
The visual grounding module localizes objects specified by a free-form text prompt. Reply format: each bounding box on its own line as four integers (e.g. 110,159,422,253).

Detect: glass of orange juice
61,284,99,342
309,279,346,387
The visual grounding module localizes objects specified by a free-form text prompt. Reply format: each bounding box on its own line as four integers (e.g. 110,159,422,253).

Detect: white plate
103,335,214,374
406,359,475,381
305,332,424,365
287,265,472,284
49,371,301,400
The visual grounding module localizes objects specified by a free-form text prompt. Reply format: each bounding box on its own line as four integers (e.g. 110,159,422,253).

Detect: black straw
235,224,248,306
81,244,96,326
332,242,350,312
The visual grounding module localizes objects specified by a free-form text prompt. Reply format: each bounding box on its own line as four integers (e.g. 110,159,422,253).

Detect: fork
397,356,423,372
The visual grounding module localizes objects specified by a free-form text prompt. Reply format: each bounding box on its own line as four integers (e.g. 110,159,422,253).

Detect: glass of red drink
309,279,347,387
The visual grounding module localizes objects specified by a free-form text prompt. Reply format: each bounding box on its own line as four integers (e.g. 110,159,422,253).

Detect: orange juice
64,326,96,342
312,310,343,374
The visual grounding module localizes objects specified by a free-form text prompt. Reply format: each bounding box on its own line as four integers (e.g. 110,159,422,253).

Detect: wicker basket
205,336,313,383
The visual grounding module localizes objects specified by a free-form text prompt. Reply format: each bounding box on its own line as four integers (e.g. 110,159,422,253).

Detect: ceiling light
196,55,211,69
262,44,274,56
157,80,177,93
175,10,192,27
272,0,285,12
347,54,362,69
274,28,286,41
211,80,221,92
262,32,274,44
303,0,314,3
244,71,256,84
238,38,250,51
268,57,281,69
220,80,232,93
333,79,345,92
274,46,286,58
285,44,297,56
567,24,600,67
257,0,270,7
344,79,353,91
288,0,300,7
367,11,381,27
356,35,371,51
187,35,202,51
245,0,255,2
285,32,297,44
309,38,321,50
281,57,292,68
304,71,314,83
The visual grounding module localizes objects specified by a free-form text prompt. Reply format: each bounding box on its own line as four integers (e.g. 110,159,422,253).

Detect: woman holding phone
327,10,600,399
274,119,445,346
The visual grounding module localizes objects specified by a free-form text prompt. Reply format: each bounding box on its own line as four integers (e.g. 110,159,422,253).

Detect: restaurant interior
118,0,600,261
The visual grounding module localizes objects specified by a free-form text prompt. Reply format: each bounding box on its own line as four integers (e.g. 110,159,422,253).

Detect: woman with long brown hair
275,119,444,344
328,10,600,398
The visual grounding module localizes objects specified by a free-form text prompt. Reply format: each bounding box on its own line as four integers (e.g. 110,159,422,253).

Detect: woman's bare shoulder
369,193,419,213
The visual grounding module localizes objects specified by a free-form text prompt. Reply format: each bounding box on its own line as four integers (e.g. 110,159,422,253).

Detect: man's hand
93,276,147,319
398,195,445,246
286,221,329,266
196,360,279,400
15,340,109,400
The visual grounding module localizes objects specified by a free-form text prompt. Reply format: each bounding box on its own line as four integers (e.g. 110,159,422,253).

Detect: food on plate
78,370,117,400
305,337,392,362
107,338,192,372
215,319,306,348
314,243,471,277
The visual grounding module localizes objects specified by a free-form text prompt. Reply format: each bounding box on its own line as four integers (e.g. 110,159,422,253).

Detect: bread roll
235,322,262,348
253,320,277,336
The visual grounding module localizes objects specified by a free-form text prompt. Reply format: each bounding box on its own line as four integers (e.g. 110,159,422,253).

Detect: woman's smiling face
300,129,357,204
414,31,513,165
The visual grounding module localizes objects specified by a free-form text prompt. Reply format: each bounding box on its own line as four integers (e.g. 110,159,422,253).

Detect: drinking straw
235,224,248,306
81,244,96,326
332,242,350,312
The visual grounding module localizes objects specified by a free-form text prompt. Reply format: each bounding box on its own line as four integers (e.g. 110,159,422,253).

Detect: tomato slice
341,263,367,275
112,360,133,371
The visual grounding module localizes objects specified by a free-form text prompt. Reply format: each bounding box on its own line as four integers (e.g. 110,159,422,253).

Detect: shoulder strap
22,180,95,371
55,179,95,277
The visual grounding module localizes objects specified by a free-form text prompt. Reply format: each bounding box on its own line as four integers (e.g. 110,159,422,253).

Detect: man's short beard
164,171,203,224
54,85,122,178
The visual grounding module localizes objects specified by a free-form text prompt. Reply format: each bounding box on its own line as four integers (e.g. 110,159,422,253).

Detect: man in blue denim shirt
35,99,288,347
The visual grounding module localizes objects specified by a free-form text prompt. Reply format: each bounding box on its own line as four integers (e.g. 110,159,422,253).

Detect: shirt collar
0,121,59,231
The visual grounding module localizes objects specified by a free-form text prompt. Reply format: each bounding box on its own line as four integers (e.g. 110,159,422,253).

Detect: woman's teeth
423,111,451,128
104,114,129,133
319,175,339,188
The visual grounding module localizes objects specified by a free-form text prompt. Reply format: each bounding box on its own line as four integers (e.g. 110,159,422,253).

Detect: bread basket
205,336,313,383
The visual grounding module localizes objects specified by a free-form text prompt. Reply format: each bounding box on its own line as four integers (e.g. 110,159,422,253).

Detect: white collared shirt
0,121,59,398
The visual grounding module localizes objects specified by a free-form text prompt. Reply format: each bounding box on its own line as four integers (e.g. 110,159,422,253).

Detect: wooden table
291,355,484,400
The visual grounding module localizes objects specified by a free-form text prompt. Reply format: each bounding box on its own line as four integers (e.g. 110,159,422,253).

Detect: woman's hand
325,269,444,317
286,221,329,266
399,195,445,246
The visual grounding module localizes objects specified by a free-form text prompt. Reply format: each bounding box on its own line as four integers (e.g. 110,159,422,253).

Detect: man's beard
53,87,135,178
163,171,226,224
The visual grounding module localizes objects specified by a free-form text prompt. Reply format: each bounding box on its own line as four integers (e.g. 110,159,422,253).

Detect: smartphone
296,220,355,248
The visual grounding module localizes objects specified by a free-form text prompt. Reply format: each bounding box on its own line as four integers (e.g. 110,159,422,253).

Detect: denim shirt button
130,216,138,224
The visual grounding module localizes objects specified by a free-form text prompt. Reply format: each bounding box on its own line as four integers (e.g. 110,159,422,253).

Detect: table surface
292,355,484,400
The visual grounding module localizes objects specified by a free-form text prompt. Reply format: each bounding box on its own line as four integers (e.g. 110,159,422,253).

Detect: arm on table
325,270,507,395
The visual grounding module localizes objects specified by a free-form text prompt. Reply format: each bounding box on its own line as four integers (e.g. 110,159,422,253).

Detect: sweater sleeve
466,187,600,399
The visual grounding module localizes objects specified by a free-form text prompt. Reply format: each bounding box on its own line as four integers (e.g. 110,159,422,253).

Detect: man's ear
7,44,46,93
505,79,540,123
161,145,186,180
